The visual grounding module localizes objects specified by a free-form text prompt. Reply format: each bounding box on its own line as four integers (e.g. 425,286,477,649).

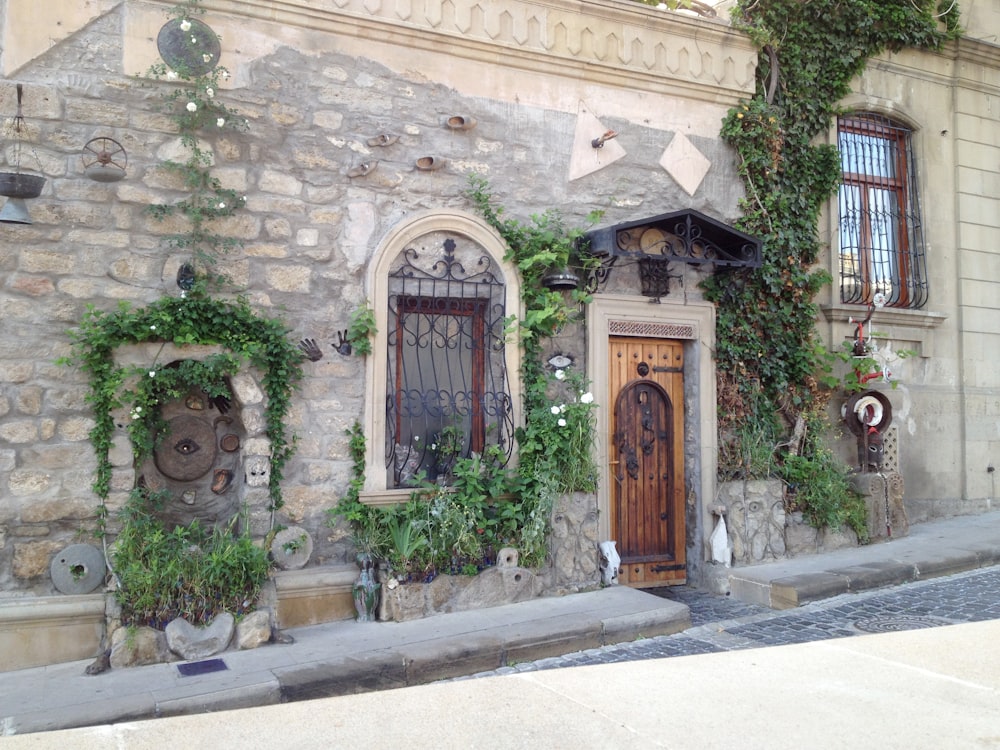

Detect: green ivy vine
64,290,303,513
705,0,958,474
62,0,303,524
144,0,249,277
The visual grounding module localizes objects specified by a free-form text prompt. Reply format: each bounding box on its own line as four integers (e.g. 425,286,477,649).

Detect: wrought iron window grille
837,112,928,309
386,237,514,488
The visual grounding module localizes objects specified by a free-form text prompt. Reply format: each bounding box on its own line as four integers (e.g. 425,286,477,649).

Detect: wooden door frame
586,294,718,574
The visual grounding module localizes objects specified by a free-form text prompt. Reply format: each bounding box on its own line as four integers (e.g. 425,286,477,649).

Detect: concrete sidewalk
2,509,999,738
0,584,690,736
6,619,1000,748
726,509,1000,608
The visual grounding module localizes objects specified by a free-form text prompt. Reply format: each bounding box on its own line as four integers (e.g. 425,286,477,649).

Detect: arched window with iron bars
837,112,928,309
385,237,514,488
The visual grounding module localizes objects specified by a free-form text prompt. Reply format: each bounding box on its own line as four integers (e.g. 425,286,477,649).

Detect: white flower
166,70,178,80
559,404,567,413
179,19,192,31
149,325,156,331
580,392,594,404
179,290,187,299
550,406,560,415
656,2,668,8
205,87,214,98
218,202,226,209
191,35,198,43
558,418,567,427
186,101,197,112
149,371,156,378
216,117,226,127
554,369,565,381
222,71,231,80
202,53,212,63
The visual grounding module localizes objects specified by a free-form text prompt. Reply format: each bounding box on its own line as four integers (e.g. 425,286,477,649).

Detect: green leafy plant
144,0,249,277
704,0,957,528
779,412,869,542
347,301,377,356
112,488,270,627
282,533,307,554
62,292,303,513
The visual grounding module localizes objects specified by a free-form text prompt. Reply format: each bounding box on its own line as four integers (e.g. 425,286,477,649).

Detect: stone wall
0,1,749,597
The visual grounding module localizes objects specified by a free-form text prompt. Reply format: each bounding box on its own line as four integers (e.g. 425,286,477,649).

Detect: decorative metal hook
591,130,618,148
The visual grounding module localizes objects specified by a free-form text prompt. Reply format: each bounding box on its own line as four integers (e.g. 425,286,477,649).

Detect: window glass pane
837,112,926,308
867,188,900,290
395,301,477,483
839,130,896,179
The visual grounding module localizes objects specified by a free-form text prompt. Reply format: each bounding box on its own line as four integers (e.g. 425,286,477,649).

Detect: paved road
459,565,1000,678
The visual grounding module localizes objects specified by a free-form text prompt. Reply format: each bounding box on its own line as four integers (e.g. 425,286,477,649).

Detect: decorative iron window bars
838,112,928,309
386,237,514,487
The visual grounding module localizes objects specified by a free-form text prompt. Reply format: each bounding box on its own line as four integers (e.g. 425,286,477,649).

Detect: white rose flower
186,102,197,112
149,371,156,377
550,406,560,415
559,404,567,413
216,117,226,127
218,202,226,209
558,418,567,427
580,392,594,404
166,70,178,80
149,325,156,331
202,53,212,63
554,369,565,380
205,87,214,98
191,35,197,43
179,19,192,31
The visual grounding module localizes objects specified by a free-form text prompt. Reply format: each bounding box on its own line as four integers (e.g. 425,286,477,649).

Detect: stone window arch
361,209,522,501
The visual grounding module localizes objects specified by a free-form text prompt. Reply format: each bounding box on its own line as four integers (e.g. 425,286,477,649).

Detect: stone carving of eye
174,438,201,455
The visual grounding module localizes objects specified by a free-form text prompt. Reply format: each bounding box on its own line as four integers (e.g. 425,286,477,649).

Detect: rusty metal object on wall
138,381,246,530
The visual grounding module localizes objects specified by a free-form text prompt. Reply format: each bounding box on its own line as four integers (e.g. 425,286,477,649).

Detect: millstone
50,543,106,594
154,414,218,481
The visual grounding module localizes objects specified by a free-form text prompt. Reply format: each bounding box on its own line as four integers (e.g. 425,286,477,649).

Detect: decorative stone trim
609,319,697,340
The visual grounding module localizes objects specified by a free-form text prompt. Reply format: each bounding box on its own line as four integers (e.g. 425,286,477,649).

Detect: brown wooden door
609,337,686,586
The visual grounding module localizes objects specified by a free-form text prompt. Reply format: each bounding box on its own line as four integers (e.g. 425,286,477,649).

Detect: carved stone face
598,540,621,586
858,429,884,472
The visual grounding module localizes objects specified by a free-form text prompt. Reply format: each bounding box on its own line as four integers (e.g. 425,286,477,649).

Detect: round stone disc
154,415,217,481
270,527,313,570
51,544,106,595
156,18,221,77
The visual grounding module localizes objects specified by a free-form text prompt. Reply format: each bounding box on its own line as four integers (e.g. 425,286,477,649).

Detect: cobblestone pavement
458,565,1000,678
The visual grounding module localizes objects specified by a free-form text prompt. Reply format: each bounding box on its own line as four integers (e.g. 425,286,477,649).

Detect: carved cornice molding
142,0,757,105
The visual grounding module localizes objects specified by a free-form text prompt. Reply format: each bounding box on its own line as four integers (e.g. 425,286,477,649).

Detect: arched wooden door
609,337,685,586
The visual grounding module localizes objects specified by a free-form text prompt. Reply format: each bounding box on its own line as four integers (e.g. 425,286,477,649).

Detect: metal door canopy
582,209,762,269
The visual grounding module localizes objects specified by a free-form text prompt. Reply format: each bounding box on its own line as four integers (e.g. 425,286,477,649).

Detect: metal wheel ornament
82,137,127,182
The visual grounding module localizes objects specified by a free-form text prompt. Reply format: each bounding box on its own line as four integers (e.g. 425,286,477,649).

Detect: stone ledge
0,594,105,672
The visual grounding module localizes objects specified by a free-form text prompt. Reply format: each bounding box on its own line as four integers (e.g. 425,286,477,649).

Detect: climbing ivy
705,0,958,462
63,288,303,514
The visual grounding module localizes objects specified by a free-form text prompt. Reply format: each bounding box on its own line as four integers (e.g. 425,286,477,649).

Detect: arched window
363,210,521,498
837,112,928,309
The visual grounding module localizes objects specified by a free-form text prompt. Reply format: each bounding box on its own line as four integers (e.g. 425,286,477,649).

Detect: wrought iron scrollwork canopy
579,209,763,298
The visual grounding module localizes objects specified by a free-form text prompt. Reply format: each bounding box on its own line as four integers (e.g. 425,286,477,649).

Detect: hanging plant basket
0,172,45,199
